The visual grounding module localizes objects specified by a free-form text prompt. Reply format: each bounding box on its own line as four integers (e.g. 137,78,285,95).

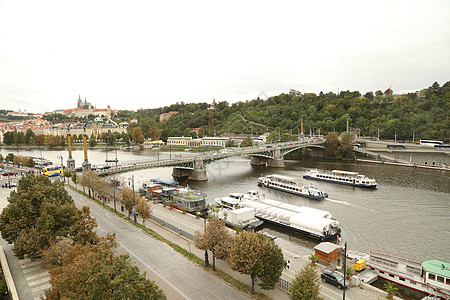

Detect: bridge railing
100,140,326,172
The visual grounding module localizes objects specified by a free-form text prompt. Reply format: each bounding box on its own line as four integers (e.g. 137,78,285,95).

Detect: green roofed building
422,259,450,296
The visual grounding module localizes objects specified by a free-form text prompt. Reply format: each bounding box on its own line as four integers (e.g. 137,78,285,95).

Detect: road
66,187,251,300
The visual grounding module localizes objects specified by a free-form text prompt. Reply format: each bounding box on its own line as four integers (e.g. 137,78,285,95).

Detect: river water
3,148,449,263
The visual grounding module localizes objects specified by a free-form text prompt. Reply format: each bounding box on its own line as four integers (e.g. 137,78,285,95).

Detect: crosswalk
19,258,51,300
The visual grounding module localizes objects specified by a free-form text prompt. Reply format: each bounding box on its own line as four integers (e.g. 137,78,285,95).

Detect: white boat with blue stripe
257,174,328,200
303,169,377,188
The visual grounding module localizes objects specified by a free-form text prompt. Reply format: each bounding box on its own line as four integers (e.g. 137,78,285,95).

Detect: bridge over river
95,140,326,180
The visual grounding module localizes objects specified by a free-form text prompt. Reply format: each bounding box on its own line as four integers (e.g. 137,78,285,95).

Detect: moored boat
139,178,206,213
347,250,450,299
258,174,328,200
303,169,377,188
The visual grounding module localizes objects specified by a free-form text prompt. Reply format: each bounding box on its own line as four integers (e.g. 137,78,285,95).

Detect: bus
419,140,444,146
42,166,63,177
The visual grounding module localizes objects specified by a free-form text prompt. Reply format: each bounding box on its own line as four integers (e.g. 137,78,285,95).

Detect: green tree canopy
43,234,166,300
194,218,232,271
228,231,284,294
325,132,339,157
290,263,322,300
336,132,354,159
0,175,78,260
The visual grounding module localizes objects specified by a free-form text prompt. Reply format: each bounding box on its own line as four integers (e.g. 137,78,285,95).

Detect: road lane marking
120,243,192,300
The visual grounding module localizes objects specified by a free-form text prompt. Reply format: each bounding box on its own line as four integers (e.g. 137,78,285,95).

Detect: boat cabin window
399,277,405,281
389,274,395,278
446,278,450,285
410,280,416,285
437,276,444,283
428,273,436,280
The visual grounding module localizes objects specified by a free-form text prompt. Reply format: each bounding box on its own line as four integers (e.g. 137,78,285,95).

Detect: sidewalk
66,179,399,300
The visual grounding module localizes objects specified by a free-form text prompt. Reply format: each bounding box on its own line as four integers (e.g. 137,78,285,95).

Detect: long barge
257,174,328,200
303,169,377,188
220,191,340,241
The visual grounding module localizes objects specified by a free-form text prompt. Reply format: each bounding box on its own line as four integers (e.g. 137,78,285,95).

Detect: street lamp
129,175,137,225
203,201,209,267
57,154,65,183
342,241,347,300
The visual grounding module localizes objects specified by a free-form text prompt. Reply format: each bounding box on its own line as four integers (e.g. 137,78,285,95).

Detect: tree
70,206,100,245
0,175,78,260
242,136,253,147
43,234,165,300
148,125,162,141
25,129,36,144
267,131,279,143
228,231,284,294
60,135,66,147
131,127,145,144
136,198,152,226
325,132,339,157
79,171,100,198
194,218,232,271
120,186,138,219
290,263,322,300
3,131,14,145
89,135,97,147
5,153,15,163
35,134,45,146
336,132,354,159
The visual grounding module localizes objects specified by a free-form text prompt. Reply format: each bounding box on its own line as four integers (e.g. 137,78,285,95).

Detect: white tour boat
303,169,378,188
257,174,328,200
347,250,450,299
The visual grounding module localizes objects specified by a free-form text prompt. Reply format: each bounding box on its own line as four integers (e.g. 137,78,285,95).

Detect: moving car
321,270,349,289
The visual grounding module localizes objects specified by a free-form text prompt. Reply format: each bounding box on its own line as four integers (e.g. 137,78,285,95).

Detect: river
2,147,449,263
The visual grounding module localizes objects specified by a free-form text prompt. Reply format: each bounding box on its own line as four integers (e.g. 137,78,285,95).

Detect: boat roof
422,260,450,278
151,178,179,185
220,197,240,204
331,170,359,175
267,174,295,181
314,242,343,254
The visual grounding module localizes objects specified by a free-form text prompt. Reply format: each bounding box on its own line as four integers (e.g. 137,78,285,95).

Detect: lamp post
129,175,137,225
343,241,347,300
203,201,209,267
57,154,65,183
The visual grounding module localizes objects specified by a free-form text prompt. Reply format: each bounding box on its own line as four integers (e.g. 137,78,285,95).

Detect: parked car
321,270,349,289
1,171,15,176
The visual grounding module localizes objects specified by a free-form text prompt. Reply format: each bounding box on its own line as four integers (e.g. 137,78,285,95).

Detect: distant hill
122,81,450,143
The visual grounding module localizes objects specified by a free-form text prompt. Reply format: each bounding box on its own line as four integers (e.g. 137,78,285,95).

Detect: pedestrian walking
286,260,290,270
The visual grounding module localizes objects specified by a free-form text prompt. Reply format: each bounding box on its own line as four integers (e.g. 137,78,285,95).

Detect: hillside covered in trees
114,81,449,143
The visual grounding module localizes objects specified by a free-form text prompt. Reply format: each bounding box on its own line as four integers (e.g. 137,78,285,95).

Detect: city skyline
1,0,449,113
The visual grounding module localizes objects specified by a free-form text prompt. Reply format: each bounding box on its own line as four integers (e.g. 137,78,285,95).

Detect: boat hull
257,216,340,242
303,174,377,188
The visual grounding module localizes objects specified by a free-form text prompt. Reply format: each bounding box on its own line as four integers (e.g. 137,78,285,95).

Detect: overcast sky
0,0,449,113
